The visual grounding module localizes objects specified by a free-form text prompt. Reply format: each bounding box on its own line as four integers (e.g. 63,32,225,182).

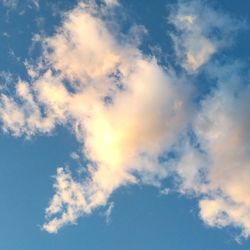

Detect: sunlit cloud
169,0,241,72
0,0,192,233
0,0,249,240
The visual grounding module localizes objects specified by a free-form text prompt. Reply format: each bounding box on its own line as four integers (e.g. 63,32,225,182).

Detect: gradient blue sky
1,0,250,249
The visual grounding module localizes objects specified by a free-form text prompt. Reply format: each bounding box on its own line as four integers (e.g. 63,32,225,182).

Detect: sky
0,0,250,249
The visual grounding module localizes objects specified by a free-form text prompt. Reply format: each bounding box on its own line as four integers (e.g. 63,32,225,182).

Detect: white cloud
169,1,250,239
40,2,192,232
169,0,240,73
70,152,80,160
104,202,114,224
31,0,39,8
175,61,250,238
0,1,192,233
0,0,249,240
0,0,39,9
0,80,58,137
160,188,170,196
43,168,87,233
103,0,118,6
195,65,250,238
0,0,18,9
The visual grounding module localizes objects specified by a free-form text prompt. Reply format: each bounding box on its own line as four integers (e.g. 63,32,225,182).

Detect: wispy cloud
169,0,241,73
0,0,39,10
104,202,114,224
0,0,18,9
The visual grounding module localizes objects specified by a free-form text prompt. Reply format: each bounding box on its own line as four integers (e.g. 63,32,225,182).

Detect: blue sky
1,0,250,249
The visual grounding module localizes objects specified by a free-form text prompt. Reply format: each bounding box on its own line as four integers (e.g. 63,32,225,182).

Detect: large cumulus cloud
0,0,249,239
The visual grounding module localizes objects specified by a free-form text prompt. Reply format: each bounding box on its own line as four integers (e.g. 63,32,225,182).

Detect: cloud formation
1,1,191,233
41,2,191,232
169,0,240,72
0,0,249,239
195,64,250,238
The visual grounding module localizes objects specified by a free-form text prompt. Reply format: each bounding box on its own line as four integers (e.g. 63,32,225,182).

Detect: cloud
104,202,114,224
40,2,192,232
0,80,58,137
0,0,18,9
0,1,192,233
70,152,80,160
0,0,249,240
173,60,250,239
195,63,250,238
167,6,250,238
0,0,39,10
169,0,240,73
103,0,119,6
